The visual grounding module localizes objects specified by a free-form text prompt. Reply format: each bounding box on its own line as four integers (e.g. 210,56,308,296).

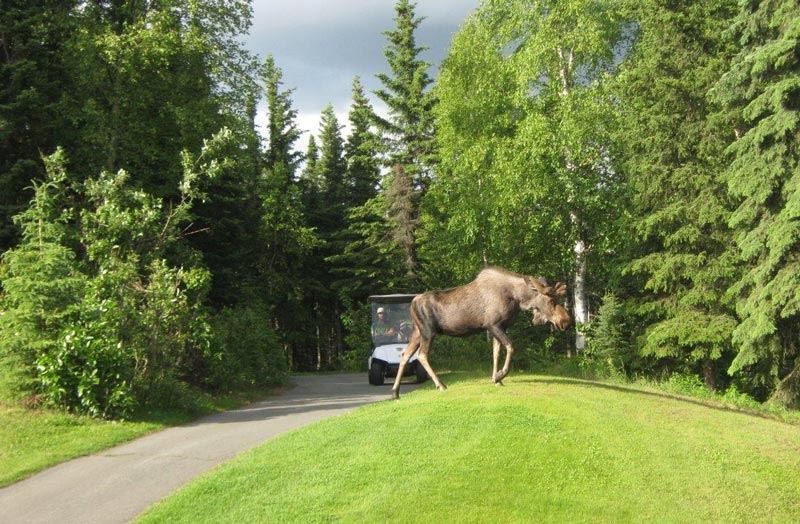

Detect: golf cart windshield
369,294,416,346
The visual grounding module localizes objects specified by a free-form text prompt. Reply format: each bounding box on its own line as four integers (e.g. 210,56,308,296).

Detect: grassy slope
137,374,800,524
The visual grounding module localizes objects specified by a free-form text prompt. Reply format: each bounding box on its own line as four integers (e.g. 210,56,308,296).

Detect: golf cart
367,294,428,385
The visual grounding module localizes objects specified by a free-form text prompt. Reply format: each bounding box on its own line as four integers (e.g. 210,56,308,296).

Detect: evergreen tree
617,0,739,389
0,150,84,398
317,104,348,215
301,135,320,188
374,0,437,281
263,54,303,185
327,78,400,305
310,105,348,368
0,1,77,252
711,0,800,406
259,55,318,371
345,77,381,208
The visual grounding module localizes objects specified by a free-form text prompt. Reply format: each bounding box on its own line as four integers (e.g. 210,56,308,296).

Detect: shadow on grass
517,375,798,425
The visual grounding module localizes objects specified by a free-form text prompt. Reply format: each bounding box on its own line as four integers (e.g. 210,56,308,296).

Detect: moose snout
553,307,572,331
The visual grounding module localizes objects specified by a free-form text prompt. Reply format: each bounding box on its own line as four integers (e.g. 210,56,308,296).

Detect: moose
391,267,571,400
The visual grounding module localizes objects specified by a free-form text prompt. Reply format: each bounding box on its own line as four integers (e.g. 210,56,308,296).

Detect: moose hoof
493,371,507,383
437,384,447,391
391,390,400,400
495,380,504,387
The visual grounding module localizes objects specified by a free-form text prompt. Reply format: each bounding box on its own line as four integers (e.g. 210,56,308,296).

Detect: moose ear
525,276,548,294
553,282,567,297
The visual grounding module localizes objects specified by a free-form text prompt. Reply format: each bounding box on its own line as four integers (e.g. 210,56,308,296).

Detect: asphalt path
0,374,417,524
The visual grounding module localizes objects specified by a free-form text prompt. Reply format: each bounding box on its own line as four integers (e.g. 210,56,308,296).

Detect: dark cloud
242,0,479,137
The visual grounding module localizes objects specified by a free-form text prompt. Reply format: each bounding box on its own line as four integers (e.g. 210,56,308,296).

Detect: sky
241,0,480,144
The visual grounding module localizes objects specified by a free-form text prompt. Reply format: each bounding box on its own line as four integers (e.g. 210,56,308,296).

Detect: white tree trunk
573,236,589,350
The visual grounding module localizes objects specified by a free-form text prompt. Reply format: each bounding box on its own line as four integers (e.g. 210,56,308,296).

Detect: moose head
524,277,571,332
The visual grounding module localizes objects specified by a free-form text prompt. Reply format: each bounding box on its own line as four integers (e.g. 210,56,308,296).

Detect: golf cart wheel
369,360,387,385
415,362,429,383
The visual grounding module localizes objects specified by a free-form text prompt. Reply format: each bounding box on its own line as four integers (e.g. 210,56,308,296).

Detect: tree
1,147,214,417
616,0,739,389
0,1,77,253
345,77,381,208
0,150,84,399
327,78,401,302
259,55,318,371
263,54,303,184
306,105,348,369
431,0,628,350
374,0,437,281
61,1,255,194
710,0,800,407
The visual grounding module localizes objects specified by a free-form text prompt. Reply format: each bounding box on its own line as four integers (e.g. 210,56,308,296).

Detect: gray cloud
243,0,479,138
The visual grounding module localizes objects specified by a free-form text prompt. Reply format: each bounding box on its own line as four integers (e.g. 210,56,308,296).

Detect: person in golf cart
371,307,396,338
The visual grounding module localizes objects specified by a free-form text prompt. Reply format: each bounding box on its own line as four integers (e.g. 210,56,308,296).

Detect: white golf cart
367,294,428,385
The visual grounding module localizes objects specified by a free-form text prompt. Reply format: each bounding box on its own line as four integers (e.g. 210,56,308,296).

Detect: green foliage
374,0,438,279
0,1,76,252
0,148,215,417
614,0,739,388
0,154,85,399
710,0,800,407
585,293,636,378
340,302,371,372
427,0,628,321
206,304,288,390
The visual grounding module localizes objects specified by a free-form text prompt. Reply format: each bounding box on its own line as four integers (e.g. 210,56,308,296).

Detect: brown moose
391,267,571,399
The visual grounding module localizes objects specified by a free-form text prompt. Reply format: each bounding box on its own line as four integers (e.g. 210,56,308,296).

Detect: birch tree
434,0,627,349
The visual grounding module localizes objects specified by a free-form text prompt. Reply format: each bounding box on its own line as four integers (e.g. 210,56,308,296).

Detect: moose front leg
488,326,514,383
492,337,504,386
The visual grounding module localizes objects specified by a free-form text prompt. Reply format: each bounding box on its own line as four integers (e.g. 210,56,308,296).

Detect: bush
585,293,637,379
0,150,214,418
206,305,288,390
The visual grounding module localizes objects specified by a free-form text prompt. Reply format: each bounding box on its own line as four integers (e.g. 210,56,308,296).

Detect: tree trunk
388,163,417,279
769,358,800,409
702,358,717,391
573,235,589,350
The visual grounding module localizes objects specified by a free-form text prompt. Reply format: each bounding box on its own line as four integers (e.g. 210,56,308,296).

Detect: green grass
137,373,800,524
0,387,277,487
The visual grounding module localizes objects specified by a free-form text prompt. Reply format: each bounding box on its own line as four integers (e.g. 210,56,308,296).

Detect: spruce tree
259,55,318,371
374,0,436,281
327,78,400,301
345,77,381,208
618,0,739,389
0,1,77,253
263,54,303,184
711,0,800,406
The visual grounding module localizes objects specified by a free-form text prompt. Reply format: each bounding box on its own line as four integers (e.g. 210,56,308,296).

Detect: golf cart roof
367,294,417,304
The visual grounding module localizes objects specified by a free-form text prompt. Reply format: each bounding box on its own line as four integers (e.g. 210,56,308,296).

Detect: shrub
585,292,637,379
0,149,214,417
206,304,288,390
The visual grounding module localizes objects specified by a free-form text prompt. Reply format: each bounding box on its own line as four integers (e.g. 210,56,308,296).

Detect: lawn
0,388,274,487
0,404,166,487
137,373,800,524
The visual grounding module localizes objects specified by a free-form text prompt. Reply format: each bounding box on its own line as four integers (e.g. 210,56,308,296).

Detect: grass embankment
138,373,800,524
0,388,275,487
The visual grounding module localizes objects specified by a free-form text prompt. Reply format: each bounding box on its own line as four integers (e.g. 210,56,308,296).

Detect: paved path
0,374,414,524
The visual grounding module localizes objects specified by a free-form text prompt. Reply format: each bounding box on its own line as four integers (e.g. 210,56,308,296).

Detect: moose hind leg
417,339,446,391
391,331,420,400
